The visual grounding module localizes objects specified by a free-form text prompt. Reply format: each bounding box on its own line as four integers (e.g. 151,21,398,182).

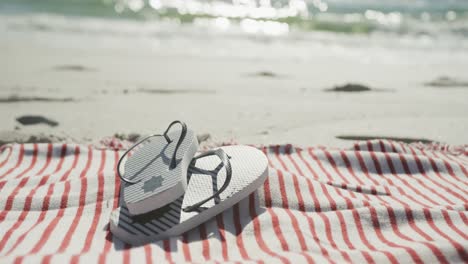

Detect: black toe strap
183,149,232,212
163,120,187,170
117,120,187,184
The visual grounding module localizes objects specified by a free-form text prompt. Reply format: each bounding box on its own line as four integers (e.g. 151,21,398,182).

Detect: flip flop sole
110,145,268,245
122,129,198,215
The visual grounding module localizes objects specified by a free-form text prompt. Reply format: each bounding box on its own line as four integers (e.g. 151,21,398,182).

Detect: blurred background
1,0,467,146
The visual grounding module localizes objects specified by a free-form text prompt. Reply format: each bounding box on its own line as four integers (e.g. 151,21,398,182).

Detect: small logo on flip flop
142,176,164,193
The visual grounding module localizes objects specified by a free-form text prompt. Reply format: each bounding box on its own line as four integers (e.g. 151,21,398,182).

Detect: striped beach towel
0,141,467,263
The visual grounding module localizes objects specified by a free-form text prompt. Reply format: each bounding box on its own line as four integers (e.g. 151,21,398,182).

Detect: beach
1,2,468,262
1,3,468,148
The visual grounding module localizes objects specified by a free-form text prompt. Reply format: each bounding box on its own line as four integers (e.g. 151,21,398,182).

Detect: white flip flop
110,145,268,245
117,121,198,215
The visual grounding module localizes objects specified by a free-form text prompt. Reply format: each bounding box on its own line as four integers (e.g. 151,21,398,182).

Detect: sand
1,28,468,147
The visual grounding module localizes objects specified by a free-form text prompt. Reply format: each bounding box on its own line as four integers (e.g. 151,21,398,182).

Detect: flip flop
117,121,198,215
110,145,268,245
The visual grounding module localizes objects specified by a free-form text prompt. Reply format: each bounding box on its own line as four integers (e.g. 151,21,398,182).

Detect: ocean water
1,0,468,53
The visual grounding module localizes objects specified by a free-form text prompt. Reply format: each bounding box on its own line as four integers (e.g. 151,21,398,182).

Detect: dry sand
1,29,468,147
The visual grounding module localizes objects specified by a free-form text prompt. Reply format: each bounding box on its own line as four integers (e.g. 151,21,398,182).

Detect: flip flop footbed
110,145,268,245
122,129,198,215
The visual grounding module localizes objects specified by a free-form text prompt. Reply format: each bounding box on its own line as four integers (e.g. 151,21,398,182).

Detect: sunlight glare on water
1,0,468,49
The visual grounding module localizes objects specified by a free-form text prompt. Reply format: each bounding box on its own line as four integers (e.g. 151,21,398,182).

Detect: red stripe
299,149,362,262
336,210,375,263
4,181,56,254
293,153,336,262
0,145,25,180
27,146,84,254
339,151,365,185
433,151,468,184
81,150,106,251
1,145,55,219
341,149,423,262
287,171,305,212
368,206,424,263
423,209,468,261
304,213,335,263
352,209,399,264
354,144,448,261
70,150,107,263
123,244,131,264
273,145,288,171
12,147,79,263
0,145,38,218
0,179,28,220
56,146,93,253
287,151,348,264
144,244,152,263
111,151,121,209
99,151,121,264
262,146,274,168
396,154,452,206
36,144,54,176
398,142,409,153
285,146,305,176
377,141,391,153
295,149,322,211
390,141,399,153
0,145,41,218
233,203,249,260
351,150,380,186
421,150,468,197
307,149,354,210
322,150,359,200
459,212,468,225
262,176,289,251
440,210,468,240
439,152,468,176
318,211,352,262
216,214,228,261
182,233,192,262
199,223,210,260
0,172,51,250
13,257,24,264
322,150,351,185
306,151,338,211
249,193,290,264
387,142,449,205
376,145,434,207
276,170,308,250
404,148,457,205
367,142,383,172
294,149,353,263
338,151,377,197
359,144,437,239
306,149,332,182
0,145,13,167
379,162,429,206
386,207,448,263
14,144,39,179
163,239,172,263
99,232,113,264
56,144,67,169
